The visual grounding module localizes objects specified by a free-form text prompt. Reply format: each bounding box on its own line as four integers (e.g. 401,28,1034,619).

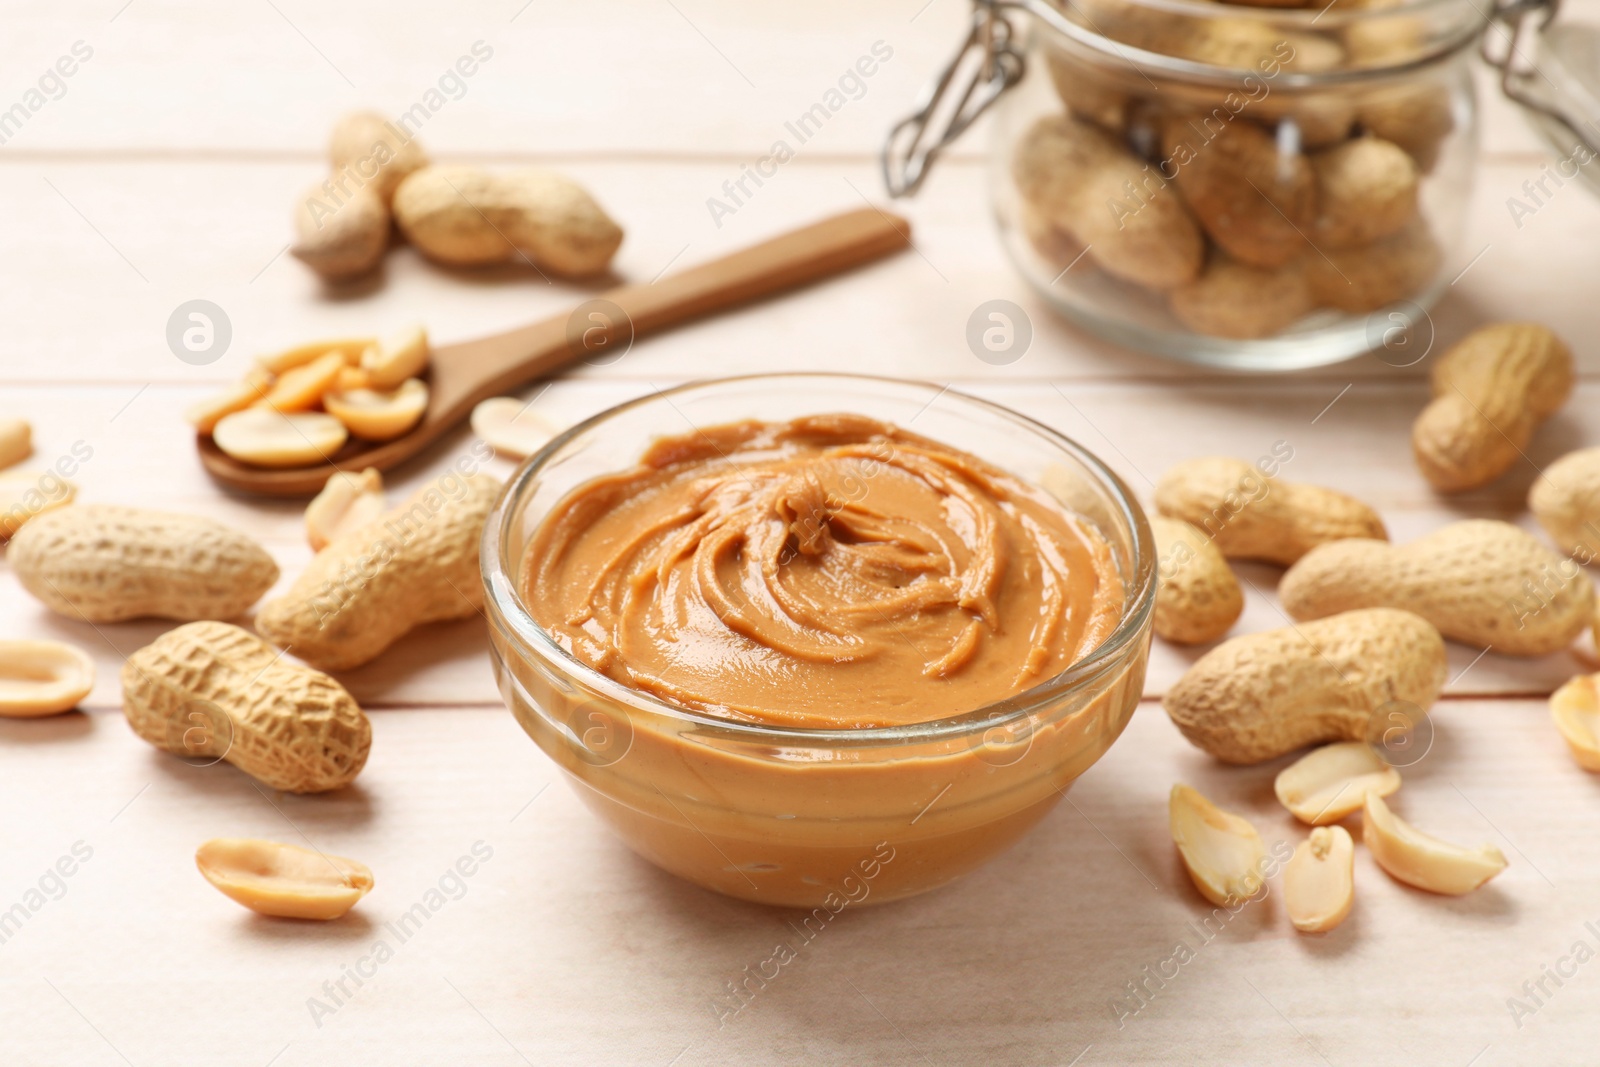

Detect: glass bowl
482,374,1155,908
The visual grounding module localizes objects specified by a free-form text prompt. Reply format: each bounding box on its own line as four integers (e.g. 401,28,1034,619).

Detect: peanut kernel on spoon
253,350,347,414
360,324,429,389
1362,793,1507,895
256,336,374,375
322,378,429,442
186,379,271,434
1169,784,1267,906
1550,673,1600,772
1284,826,1355,933
306,468,384,551
213,409,348,469
1275,741,1401,825
334,365,371,392
196,838,374,920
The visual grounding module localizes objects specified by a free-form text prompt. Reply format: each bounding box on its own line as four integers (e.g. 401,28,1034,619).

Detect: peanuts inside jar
995,0,1482,368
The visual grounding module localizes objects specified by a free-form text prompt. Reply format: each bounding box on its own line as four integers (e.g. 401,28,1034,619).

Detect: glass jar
890,0,1492,370
482,374,1156,908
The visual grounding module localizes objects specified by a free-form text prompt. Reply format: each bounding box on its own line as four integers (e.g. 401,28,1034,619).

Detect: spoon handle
441,206,913,403
606,206,912,335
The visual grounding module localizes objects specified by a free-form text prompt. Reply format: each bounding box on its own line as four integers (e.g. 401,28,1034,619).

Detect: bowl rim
480,372,1157,748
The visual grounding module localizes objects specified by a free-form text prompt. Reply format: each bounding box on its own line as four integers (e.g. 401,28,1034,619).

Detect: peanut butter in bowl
524,414,1125,729
483,375,1155,908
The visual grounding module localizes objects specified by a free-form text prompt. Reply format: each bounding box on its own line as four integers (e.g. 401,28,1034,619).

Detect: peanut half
186,379,272,435
306,469,385,552
0,469,77,538
123,622,370,793
1169,784,1268,906
1284,826,1355,934
1528,447,1600,559
0,417,33,470
1164,608,1446,764
257,474,501,670
393,164,624,277
1154,456,1386,566
1412,322,1572,493
10,505,278,622
1279,519,1595,657
360,324,430,390
196,838,374,920
1274,741,1401,825
1150,516,1243,644
322,378,429,442
471,397,564,459
0,640,95,718
254,351,348,414
257,337,374,375
1363,793,1507,895
1549,673,1600,772
213,409,350,469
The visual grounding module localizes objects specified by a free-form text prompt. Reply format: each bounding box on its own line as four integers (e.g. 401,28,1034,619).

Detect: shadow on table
498,695,1536,1064
0,709,94,744
141,747,380,829
334,614,492,706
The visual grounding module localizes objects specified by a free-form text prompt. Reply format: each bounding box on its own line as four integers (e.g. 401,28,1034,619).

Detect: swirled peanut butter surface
523,415,1123,728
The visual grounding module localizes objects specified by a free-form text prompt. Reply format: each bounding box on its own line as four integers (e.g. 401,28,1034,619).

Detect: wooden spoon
198,207,912,496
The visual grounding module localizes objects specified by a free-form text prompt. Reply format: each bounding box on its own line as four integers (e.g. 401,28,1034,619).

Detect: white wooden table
4,3,1600,1064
